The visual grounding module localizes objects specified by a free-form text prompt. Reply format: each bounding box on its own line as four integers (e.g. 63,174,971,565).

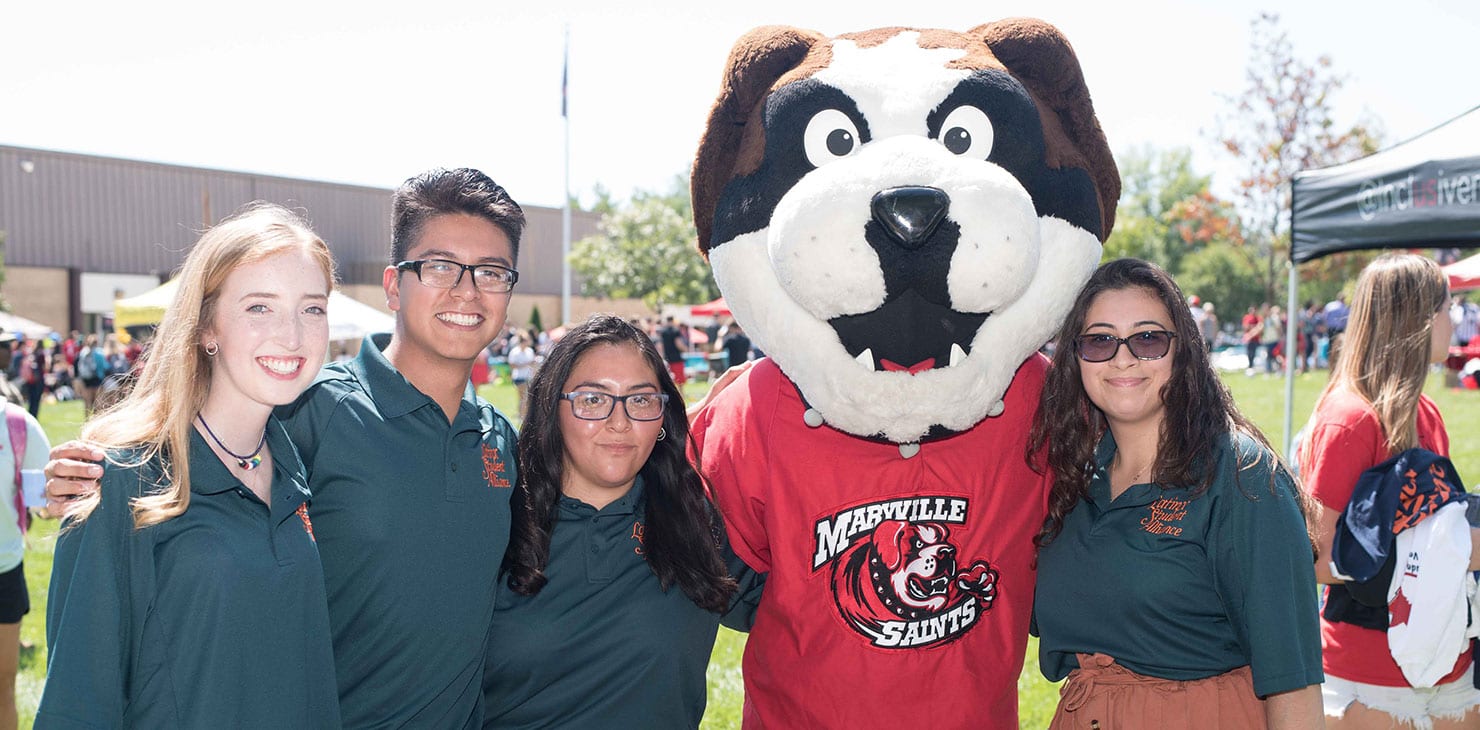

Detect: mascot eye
937,105,994,158
803,109,861,167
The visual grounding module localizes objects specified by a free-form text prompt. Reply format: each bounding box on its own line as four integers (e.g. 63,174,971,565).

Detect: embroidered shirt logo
1140,497,1189,536
813,496,997,649
630,521,645,556
481,444,511,488
296,503,316,543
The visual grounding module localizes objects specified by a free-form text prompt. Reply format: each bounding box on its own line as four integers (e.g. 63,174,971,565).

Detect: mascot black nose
870,186,950,250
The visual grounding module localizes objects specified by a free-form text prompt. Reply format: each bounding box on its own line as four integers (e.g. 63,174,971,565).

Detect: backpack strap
4,405,28,533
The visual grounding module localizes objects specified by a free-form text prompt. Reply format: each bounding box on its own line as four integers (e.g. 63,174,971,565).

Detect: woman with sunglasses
486,314,762,729
1028,258,1323,729
1300,253,1478,729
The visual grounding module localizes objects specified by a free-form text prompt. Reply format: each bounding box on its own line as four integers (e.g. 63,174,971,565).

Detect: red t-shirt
1242,313,1263,343
691,357,1049,729
1302,387,1467,686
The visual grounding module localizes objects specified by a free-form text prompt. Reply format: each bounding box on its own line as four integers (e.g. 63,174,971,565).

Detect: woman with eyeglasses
1300,253,1479,729
1027,258,1323,729
485,314,762,729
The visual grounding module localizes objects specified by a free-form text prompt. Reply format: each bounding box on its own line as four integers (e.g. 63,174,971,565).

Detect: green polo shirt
484,477,763,730
39,419,340,728
1033,431,1322,698
279,332,517,729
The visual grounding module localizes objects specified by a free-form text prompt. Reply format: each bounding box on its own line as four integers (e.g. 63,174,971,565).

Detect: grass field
16,369,1479,728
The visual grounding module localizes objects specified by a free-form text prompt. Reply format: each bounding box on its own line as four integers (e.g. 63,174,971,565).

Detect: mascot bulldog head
692,20,1118,445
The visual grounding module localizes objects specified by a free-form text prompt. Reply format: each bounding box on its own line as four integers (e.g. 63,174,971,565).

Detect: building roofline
0,142,396,195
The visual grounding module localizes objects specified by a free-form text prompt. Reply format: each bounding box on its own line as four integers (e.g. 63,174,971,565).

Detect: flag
561,29,569,118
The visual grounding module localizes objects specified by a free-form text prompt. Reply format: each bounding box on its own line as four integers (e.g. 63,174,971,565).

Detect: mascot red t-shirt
693,356,1049,727
689,19,1120,729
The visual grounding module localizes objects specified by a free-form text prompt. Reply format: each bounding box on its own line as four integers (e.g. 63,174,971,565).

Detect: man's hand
43,440,106,519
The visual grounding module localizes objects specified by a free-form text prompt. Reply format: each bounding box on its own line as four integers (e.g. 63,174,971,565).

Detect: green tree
528,304,544,335
570,183,618,216
1178,245,1266,326
569,178,718,311
1104,147,1212,274
1212,13,1380,303
1107,145,1243,278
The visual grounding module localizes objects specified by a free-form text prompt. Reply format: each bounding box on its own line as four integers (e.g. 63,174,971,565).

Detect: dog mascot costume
688,19,1119,728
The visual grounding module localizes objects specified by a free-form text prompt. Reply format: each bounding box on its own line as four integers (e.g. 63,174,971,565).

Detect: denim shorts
1323,665,1480,730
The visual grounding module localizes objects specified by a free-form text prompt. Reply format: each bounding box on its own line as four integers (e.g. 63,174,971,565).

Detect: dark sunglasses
1074,330,1177,363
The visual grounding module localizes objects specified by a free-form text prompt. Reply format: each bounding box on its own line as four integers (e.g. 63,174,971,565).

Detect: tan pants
1049,653,1266,730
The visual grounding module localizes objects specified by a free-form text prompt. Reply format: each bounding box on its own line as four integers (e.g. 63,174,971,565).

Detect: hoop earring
204,341,219,357
657,427,667,442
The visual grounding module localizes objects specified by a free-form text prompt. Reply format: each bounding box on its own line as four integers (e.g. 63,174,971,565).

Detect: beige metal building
0,144,646,336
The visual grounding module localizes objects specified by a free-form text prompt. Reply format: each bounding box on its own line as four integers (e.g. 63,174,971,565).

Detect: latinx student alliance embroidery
1140,497,1189,537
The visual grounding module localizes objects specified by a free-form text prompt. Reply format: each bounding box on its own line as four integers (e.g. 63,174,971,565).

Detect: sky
3,0,1477,210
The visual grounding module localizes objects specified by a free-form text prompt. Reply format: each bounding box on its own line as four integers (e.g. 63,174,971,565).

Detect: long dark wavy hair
1027,258,1314,548
502,314,738,612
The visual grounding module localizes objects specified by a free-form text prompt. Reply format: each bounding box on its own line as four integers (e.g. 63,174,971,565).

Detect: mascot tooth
688,19,1119,729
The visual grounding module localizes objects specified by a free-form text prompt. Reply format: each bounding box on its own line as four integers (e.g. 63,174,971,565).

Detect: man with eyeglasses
44,168,525,728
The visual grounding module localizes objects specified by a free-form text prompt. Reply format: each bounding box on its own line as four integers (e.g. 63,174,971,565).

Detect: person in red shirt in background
1242,305,1263,374
470,345,491,388
59,332,80,375
1301,253,1479,729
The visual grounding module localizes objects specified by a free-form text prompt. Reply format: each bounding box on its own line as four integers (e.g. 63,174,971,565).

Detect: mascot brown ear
691,25,825,256
877,521,909,571
974,18,1121,241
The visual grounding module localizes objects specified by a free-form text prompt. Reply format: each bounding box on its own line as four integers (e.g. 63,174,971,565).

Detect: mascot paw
956,561,998,606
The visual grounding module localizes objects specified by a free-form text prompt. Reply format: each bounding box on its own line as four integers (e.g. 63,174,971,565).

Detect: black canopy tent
1292,104,1480,263
1281,104,1480,454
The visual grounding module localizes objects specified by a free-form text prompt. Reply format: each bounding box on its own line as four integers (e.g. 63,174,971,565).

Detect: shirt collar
1084,431,1174,509
348,332,466,420
189,415,308,501
558,475,646,518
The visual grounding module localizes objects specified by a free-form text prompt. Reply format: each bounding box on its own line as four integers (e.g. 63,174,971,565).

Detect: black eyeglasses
561,391,670,421
395,259,519,293
1074,330,1177,363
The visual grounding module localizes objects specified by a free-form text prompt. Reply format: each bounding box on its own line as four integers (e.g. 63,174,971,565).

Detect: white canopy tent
1444,250,1480,292
114,280,394,343
0,311,55,339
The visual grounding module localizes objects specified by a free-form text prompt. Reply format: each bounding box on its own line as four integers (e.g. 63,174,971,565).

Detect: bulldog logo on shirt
813,496,997,649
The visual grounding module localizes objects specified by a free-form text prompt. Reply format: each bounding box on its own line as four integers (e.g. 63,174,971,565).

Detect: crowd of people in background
1190,288,1480,386
0,330,143,417
470,313,759,419
460,286,1480,408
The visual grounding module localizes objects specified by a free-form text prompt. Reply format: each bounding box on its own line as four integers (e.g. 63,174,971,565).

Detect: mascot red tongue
688,20,1118,729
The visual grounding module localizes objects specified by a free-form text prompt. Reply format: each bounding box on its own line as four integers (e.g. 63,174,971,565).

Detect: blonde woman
36,203,340,728
1302,253,1477,729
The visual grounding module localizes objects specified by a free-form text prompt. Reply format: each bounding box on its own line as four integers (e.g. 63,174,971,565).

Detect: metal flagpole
560,24,572,328
1283,176,1299,459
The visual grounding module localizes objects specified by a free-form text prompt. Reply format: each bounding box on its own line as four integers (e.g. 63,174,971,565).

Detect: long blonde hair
1320,253,1448,455
73,202,335,528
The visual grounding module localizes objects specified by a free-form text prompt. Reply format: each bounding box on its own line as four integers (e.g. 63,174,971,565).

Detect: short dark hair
390,168,526,265
503,314,738,613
